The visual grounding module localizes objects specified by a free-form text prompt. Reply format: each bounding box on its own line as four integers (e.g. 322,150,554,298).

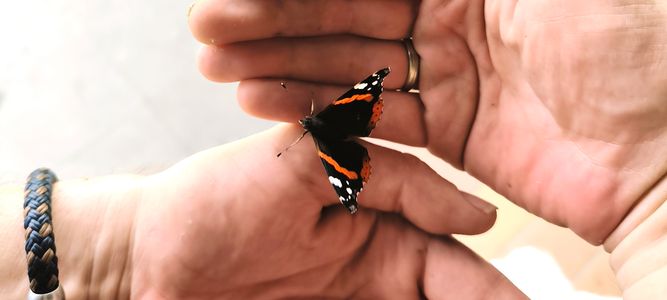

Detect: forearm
0,175,142,299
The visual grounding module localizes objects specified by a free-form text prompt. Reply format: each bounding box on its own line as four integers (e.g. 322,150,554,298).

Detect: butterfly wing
314,68,390,137
315,138,371,214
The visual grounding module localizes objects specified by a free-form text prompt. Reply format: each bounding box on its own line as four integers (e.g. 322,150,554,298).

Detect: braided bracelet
24,168,65,300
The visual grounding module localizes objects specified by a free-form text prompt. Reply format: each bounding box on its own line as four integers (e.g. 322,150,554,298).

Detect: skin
188,0,667,298
0,126,524,299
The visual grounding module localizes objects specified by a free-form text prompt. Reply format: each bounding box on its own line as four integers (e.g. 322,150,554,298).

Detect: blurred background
0,1,271,183
0,1,620,299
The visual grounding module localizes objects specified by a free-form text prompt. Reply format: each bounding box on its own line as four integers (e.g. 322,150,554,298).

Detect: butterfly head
299,116,313,131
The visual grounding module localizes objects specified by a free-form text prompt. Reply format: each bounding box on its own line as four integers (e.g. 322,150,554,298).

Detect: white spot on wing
329,176,343,188
346,188,353,195
372,80,378,85
339,196,345,202
354,82,368,89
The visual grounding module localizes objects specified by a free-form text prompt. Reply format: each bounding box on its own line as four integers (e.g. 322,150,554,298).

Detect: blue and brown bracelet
23,168,65,299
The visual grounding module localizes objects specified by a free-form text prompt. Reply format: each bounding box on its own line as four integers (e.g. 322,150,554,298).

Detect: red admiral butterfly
281,68,390,214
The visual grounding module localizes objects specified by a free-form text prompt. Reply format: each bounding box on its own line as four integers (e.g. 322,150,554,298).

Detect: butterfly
281,68,390,214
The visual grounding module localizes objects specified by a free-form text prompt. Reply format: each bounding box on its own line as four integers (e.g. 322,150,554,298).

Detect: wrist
0,175,143,299
605,173,667,299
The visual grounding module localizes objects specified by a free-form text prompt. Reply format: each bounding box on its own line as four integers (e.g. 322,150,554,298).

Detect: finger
358,139,497,235
197,36,411,89
188,0,417,45
237,79,427,146
423,237,528,299
323,217,524,298
170,125,494,235
274,125,496,235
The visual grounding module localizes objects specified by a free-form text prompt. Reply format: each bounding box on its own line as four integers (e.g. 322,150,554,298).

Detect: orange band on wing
318,151,359,180
333,93,373,105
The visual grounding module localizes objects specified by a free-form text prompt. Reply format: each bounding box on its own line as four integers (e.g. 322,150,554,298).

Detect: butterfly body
299,115,355,142
296,68,390,214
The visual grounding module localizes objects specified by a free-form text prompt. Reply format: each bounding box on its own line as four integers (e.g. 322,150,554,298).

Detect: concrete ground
0,1,620,298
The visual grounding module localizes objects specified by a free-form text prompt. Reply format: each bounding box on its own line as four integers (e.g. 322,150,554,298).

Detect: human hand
187,0,667,297
127,125,520,299
1,126,522,299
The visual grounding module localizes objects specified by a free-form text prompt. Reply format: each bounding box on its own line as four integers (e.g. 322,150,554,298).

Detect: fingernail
462,193,497,214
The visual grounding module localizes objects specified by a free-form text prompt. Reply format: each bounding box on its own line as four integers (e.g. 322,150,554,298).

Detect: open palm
189,0,667,246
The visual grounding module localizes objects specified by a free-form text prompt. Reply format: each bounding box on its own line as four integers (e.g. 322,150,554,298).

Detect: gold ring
401,38,419,92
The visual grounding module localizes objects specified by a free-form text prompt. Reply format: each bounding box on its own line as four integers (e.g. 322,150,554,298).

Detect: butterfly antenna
310,98,315,115
277,130,309,157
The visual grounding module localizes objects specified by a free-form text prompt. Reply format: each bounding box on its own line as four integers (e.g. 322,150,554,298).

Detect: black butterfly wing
314,68,390,137
315,138,371,214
